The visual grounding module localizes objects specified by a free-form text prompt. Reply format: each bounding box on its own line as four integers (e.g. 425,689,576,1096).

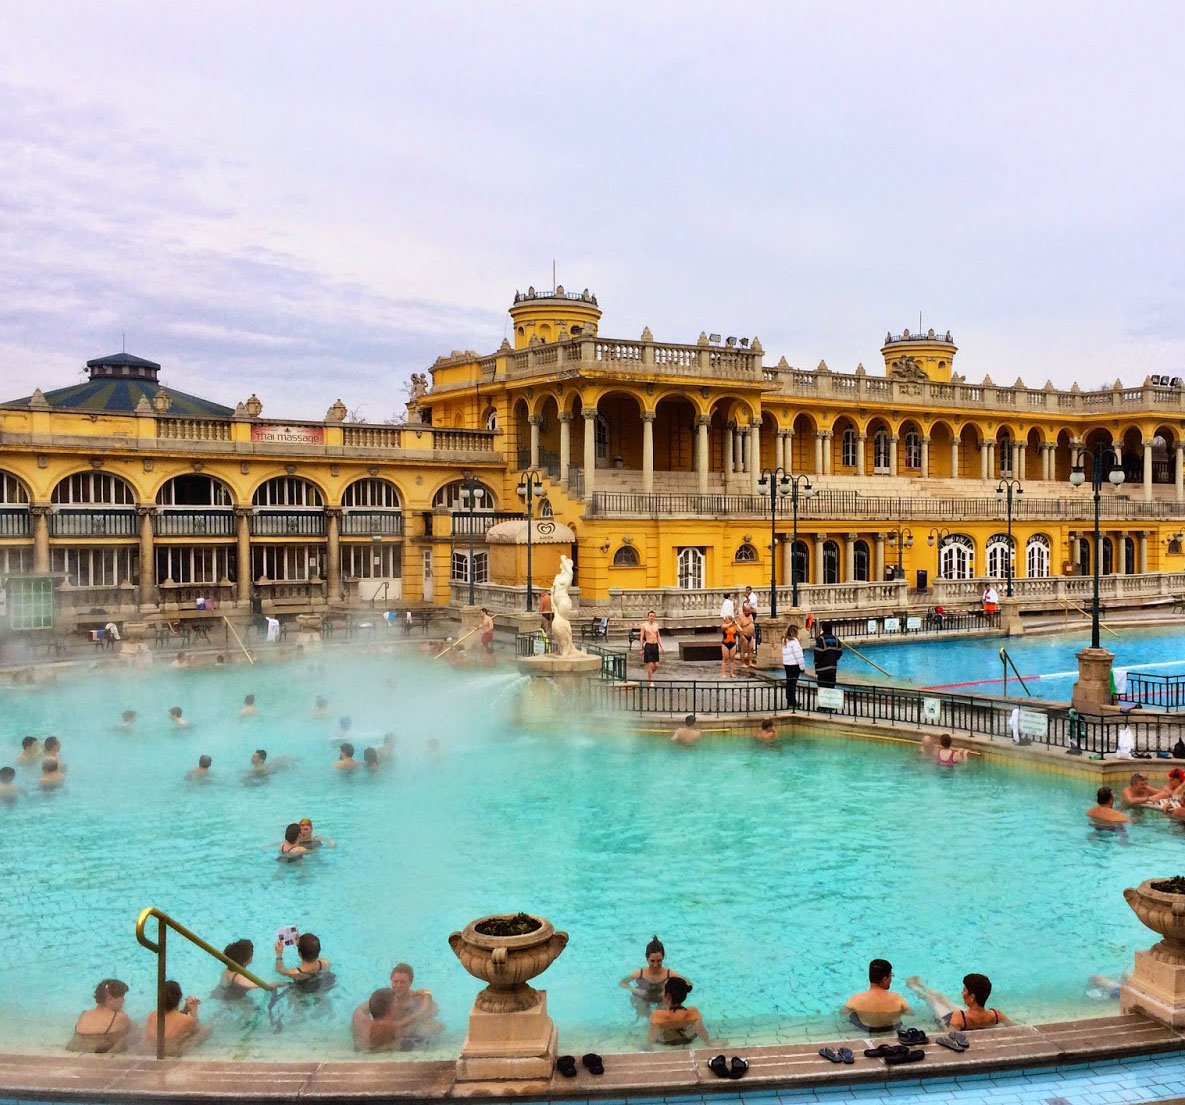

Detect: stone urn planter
1125,878,1185,964
448,912,568,1013
122,621,151,642
296,613,323,633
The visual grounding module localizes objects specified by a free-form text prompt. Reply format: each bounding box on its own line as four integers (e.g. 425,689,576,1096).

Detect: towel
1008,707,1020,743
266,617,281,643
1116,726,1135,758
104,622,121,641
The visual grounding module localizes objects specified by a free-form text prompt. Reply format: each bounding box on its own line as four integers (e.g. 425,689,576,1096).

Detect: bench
580,617,610,642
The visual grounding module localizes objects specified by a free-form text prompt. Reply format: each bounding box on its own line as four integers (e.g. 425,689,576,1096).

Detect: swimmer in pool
363,747,380,772
218,939,261,992
67,978,135,1053
383,963,442,1047
754,718,778,744
620,935,688,1018
907,973,1011,1030
334,743,360,771
378,733,396,762
935,734,967,766
43,736,65,773
240,695,258,718
186,755,213,782
170,651,187,669
0,766,20,802
920,734,935,756
312,696,329,720
1121,773,1159,808
352,988,403,1051
297,818,335,849
248,749,291,778
145,980,206,1055
118,710,137,730
647,976,713,1048
168,706,189,728
278,823,310,860
843,958,912,1032
274,933,330,983
39,757,64,789
336,717,353,741
671,715,701,746
1087,786,1130,827
17,736,42,764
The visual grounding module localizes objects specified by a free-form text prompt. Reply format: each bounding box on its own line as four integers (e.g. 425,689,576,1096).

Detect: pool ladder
999,647,1032,697
135,906,276,1059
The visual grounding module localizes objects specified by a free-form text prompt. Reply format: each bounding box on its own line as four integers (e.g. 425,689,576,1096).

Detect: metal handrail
999,647,1032,697
135,906,276,1058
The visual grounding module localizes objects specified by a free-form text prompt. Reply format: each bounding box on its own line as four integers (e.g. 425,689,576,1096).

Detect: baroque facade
2,289,1185,628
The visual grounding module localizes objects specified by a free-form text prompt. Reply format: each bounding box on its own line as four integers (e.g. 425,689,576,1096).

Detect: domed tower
879,327,958,383
508,285,602,349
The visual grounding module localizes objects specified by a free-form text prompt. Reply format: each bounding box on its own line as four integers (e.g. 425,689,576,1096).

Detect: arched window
485,409,498,431
734,543,758,563
1169,537,1183,556
1078,536,1091,576
940,534,975,580
252,476,323,508
841,428,857,467
539,498,553,518
676,546,704,589
595,414,610,462
999,433,1013,476
792,540,809,586
156,475,232,507
612,545,640,567
52,472,135,504
853,539,870,582
823,539,840,584
342,478,403,536
433,480,496,511
1026,534,1051,578
1101,535,1114,575
904,429,921,469
0,472,30,504
1123,535,1136,574
873,429,890,473
986,534,1014,581
342,478,401,509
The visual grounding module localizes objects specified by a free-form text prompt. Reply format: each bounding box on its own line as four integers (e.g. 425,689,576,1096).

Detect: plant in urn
449,912,568,1013
1121,876,1185,1027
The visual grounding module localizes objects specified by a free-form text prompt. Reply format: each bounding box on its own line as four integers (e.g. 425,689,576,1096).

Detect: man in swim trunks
671,715,701,746
720,617,739,677
168,706,189,728
982,584,999,615
186,755,212,782
240,695,258,718
539,589,554,633
1122,773,1158,808
735,605,755,668
39,757,65,789
43,736,65,772
638,610,664,683
1087,786,1130,826
907,973,1011,1030
843,959,912,1032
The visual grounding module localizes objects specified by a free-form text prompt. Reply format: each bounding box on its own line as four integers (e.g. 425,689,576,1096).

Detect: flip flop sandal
837,1047,855,1064
581,1053,604,1076
863,1043,905,1058
884,1048,925,1064
949,1030,970,1049
556,1055,578,1078
936,1034,967,1052
897,1027,929,1045
707,1054,730,1078
728,1057,749,1079
818,1047,842,1063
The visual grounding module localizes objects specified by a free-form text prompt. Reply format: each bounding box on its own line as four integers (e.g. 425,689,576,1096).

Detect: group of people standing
781,621,842,710
719,587,761,677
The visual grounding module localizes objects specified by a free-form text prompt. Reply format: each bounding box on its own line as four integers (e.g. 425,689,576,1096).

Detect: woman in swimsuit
720,619,739,678
67,978,134,1053
620,935,687,1018
278,823,310,861
275,933,332,991
907,973,1011,1030
217,939,260,995
935,734,967,766
647,976,712,1047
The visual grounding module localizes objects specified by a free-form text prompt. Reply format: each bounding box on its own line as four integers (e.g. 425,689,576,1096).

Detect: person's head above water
684,715,696,727
963,973,992,1007
939,734,953,749
297,933,321,961
1097,786,1114,806
664,976,692,1006
339,742,354,758
94,978,128,1005
243,695,255,706
1130,772,1147,785
252,749,267,764
284,823,302,844
368,987,395,1018
162,980,183,1011
21,736,37,751
869,958,893,986
223,939,253,966
169,706,183,719
41,757,59,773
363,747,378,766
43,736,60,754
645,934,665,965
0,767,14,783
198,755,212,769
121,710,136,723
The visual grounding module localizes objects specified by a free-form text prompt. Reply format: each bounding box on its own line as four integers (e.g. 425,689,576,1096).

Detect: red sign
250,423,325,445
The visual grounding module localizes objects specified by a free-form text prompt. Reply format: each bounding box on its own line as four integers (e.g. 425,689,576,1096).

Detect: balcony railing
0,507,31,537
248,510,327,537
341,510,404,536
49,508,137,538
155,509,235,537
449,511,524,537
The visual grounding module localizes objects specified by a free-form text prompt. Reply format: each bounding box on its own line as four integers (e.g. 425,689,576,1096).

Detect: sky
1,1,1184,420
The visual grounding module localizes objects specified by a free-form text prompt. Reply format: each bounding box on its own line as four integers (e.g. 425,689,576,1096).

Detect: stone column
920,436,930,478
844,534,856,581
724,422,734,477
814,534,827,585
950,439,959,480
695,416,710,494
235,506,252,605
823,431,833,474
814,431,824,474
528,415,541,468
858,433,868,476
1012,441,1021,476
1115,531,1127,576
1176,443,1184,501
749,420,762,494
774,431,785,472
1144,438,1155,502
326,507,342,602
582,409,598,498
1139,531,1149,574
979,441,989,480
1041,443,1051,481
31,504,50,573
988,440,997,478
874,532,886,581
888,434,899,476
784,430,795,473
641,411,656,494
136,506,156,608
557,412,571,483
1016,442,1026,481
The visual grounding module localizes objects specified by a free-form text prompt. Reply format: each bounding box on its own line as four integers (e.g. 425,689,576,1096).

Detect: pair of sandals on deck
820,1027,970,1064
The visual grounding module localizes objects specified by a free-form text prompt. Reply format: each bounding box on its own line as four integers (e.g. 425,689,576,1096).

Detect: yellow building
2,289,1184,631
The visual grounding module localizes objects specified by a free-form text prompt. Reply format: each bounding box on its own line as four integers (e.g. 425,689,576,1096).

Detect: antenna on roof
918,311,922,335
122,330,126,353
552,259,556,292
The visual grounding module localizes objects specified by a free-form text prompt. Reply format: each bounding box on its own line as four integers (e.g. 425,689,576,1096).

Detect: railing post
156,916,167,1059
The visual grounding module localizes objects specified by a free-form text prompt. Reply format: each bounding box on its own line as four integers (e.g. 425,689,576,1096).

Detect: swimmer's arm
619,970,642,988
646,1018,661,1045
319,835,336,847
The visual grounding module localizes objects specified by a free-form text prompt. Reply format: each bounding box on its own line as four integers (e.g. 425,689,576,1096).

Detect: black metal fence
587,677,1185,755
830,610,999,640
1118,672,1185,712
514,633,626,682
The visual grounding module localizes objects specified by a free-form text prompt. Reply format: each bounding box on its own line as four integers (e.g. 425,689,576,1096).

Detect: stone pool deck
0,1013,1179,1102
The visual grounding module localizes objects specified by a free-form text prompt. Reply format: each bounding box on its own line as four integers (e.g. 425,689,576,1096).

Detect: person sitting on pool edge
619,935,688,1018
1087,786,1130,827
145,980,206,1055
275,933,332,991
671,715,701,746
646,976,713,1048
907,973,1011,1030
67,978,135,1053
843,958,912,1032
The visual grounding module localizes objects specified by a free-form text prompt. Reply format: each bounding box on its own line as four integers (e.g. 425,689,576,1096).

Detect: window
251,544,324,581
873,429,890,473
1169,538,1183,556
985,534,1014,581
7,576,53,630
342,478,401,508
252,477,323,508
155,546,234,585
1026,534,1051,578
451,549,488,584
341,544,402,579
841,428,857,467
595,414,610,462
823,539,840,584
540,498,554,518
611,545,640,567
734,543,758,563
1123,536,1136,574
0,547,34,576
791,540,809,585
156,475,232,506
51,546,138,587
1101,536,1114,575
940,535,975,580
485,409,498,431
676,546,704,589
0,472,30,504
433,480,495,511
999,433,1013,476
52,472,135,504
853,539,870,582
904,430,921,469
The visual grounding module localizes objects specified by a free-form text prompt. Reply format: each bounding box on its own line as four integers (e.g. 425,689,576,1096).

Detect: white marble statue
550,555,578,657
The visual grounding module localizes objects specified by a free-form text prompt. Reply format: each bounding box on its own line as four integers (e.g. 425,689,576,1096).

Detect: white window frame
676,546,704,589
52,472,135,504
451,549,488,584
341,543,402,579
986,534,1014,581
841,428,857,467
904,430,922,469
51,546,138,587
1026,534,1051,578
940,535,975,580
251,543,324,581
873,429,890,474
155,545,233,584
252,477,323,508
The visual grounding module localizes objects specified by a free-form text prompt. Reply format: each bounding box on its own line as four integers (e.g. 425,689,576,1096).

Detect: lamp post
1069,444,1124,649
886,527,913,581
458,473,486,607
927,527,952,578
758,468,812,615
995,477,1024,597
516,467,544,612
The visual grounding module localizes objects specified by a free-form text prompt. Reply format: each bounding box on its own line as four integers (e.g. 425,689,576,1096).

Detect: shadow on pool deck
0,1013,1180,1102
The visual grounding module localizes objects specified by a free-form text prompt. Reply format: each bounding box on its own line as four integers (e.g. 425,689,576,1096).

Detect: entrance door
422,548,433,603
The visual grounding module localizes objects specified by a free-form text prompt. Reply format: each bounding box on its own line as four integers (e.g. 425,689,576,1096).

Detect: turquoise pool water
852,623,1185,700
0,649,1181,1061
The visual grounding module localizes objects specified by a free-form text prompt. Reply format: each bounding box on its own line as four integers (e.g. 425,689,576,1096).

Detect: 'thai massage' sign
250,423,325,445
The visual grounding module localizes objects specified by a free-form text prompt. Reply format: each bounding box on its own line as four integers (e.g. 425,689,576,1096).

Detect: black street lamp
758,467,812,614
995,477,1024,597
458,472,485,607
887,527,913,581
1069,444,1124,649
516,467,545,612
927,527,952,578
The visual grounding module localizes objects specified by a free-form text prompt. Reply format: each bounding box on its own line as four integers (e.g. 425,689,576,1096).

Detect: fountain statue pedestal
1121,879,1185,1027
1072,647,1114,714
516,653,602,723
118,621,153,664
295,613,323,648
